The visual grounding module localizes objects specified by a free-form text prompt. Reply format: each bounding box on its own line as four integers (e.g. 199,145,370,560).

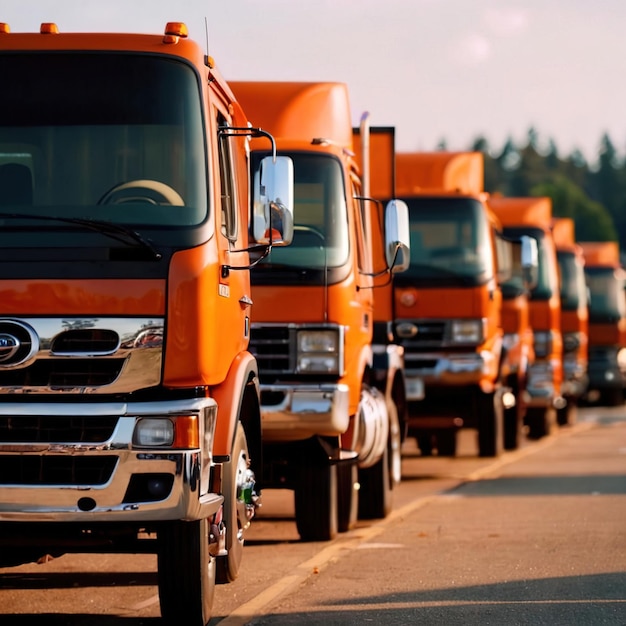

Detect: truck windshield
557,250,586,311
398,197,493,286
585,267,626,322
0,52,207,229
254,152,349,270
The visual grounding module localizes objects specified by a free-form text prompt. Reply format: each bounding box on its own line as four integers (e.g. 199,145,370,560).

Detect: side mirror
521,235,539,290
495,234,513,284
384,199,410,273
253,156,294,246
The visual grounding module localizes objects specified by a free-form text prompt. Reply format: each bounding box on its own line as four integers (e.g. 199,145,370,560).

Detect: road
0,406,625,625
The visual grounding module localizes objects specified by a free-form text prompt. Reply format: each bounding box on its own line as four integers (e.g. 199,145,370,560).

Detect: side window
217,111,238,241
351,173,371,273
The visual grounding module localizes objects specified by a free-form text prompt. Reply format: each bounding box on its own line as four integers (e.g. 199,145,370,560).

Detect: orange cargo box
233,81,353,148
552,217,576,249
352,125,395,199
488,196,552,229
396,151,484,196
579,241,621,267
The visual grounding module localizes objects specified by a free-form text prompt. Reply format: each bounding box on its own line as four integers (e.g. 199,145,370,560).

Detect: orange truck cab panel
489,197,564,439
579,241,626,405
392,152,508,458
551,218,589,421
231,81,409,538
0,22,294,620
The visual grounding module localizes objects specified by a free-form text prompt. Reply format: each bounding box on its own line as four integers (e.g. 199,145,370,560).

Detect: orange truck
231,81,410,541
393,151,512,458
486,200,539,449
579,241,626,405
0,22,294,624
490,197,564,439
551,218,589,423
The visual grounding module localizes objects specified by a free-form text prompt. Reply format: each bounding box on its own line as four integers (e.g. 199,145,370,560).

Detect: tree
532,177,616,241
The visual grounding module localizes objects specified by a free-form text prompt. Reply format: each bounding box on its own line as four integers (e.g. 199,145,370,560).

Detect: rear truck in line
579,241,626,406
486,210,539,449
231,81,410,541
0,22,294,625
393,151,513,458
552,217,589,424
490,197,565,439
352,123,409,513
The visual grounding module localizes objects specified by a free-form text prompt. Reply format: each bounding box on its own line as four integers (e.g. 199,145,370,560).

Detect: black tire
503,405,522,450
525,406,555,439
358,443,392,520
417,434,434,456
294,461,338,541
477,391,503,457
157,519,215,626
337,459,359,532
216,422,252,584
556,399,578,426
436,430,457,456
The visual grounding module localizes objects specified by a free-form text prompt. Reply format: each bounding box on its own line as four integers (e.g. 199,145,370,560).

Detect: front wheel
294,460,338,542
525,406,556,439
216,422,254,584
477,391,503,458
337,459,359,532
503,404,523,450
358,442,391,520
556,398,578,427
157,519,215,625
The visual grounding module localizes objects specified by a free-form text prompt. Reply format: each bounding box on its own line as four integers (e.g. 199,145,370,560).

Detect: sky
3,0,626,164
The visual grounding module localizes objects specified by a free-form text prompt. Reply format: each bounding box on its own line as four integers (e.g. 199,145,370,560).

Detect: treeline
439,128,626,251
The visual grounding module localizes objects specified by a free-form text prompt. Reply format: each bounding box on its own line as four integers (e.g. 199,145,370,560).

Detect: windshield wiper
0,212,162,260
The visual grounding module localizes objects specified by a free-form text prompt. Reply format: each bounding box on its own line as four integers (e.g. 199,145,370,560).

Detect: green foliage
468,129,621,245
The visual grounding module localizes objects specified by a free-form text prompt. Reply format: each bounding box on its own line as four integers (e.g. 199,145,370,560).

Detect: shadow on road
234,571,626,625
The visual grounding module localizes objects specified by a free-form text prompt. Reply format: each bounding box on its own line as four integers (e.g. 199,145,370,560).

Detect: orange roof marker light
0,23,10,34
163,22,188,43
40,23,59,34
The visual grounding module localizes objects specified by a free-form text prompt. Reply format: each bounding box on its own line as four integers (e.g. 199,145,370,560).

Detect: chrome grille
0,415,119,443
0,318,163,394
249,325,292,374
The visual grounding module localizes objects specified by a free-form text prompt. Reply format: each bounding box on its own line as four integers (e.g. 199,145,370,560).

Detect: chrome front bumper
260,383,350,441
0,398,221,523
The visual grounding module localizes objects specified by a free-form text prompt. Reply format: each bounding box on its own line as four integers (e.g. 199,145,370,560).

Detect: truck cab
552,218,589,423
490,197,564,439
393,152,511,458
0,22,293,624
579,241,626,406
231,81,409,541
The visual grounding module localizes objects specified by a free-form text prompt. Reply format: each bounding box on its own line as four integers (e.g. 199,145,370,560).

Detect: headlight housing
450,319,485,345
297,329,341,374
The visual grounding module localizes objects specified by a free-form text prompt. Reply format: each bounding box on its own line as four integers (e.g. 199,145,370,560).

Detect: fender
210,350,260,459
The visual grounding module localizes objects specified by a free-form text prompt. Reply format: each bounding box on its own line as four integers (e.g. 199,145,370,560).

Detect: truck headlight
451,319,484,345
297,329,340,373
133,415,199,448
134,418,174,446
